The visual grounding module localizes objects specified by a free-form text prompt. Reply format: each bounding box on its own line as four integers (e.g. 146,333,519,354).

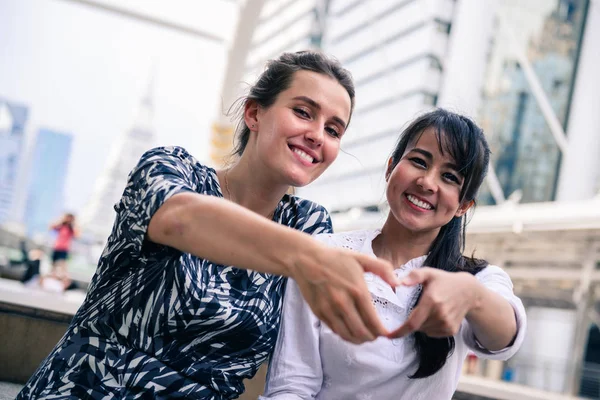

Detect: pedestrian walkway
0,381,22,399
0,277,85,314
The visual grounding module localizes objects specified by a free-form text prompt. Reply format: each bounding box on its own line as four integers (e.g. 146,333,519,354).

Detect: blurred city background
0,0,598,399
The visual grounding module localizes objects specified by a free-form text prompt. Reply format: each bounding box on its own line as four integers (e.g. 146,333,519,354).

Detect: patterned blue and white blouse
18,146,333,399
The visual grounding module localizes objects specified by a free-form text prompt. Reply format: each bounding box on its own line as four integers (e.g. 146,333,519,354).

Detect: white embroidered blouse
261,230,527,400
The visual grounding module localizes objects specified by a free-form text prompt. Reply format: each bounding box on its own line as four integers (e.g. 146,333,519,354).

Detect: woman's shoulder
280,195,333,234
282,194,331,218
473,264,513,285
142,146,213,172
139,146,218,187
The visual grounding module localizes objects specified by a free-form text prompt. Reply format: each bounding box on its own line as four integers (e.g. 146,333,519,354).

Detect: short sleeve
290,199,333,235
461,265,527,360
113,146,204,257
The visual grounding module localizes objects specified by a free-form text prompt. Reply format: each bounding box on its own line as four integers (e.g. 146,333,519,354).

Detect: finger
354,284,389,338
400,267,433,286
418,323,453,338
328,289,374,343
340,296,377,343
388,302,431,338
358,254,401,287
420,310,464,337
340,307,374,344
318,306,356,343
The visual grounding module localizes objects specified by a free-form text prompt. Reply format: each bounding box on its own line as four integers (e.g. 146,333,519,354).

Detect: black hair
388,108,491,378
231,50,355,156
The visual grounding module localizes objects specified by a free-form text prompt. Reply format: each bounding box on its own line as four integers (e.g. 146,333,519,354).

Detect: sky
0,0,238,214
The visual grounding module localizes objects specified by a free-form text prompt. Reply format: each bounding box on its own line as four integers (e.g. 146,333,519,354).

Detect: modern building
79,77,156,242
242,0,324,82
479,0,588,204
24,128,73,240
0,98,29,227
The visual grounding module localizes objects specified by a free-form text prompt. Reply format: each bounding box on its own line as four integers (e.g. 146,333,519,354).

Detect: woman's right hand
291,247,400,344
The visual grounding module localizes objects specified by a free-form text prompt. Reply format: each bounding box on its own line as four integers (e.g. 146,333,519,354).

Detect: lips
405,194,435,210
288,144,319,164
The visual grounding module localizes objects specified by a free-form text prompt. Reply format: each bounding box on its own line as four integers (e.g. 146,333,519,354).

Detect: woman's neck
372,213,439,269
218,155,290,219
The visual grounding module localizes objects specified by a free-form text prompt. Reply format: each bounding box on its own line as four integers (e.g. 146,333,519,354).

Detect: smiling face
385,127,473,236
243,70,352,187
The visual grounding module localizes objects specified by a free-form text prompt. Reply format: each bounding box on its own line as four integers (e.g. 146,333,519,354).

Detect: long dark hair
231,50,355,156
388,108,491,378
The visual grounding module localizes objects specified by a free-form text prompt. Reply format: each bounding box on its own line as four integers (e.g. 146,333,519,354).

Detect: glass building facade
0,98,29,225
479,0,589,204
24,128,73,240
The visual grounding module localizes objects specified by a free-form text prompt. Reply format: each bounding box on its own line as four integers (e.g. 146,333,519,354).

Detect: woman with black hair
262,108,527,400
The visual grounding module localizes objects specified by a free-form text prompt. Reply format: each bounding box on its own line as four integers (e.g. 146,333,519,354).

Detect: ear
385,158,394,181
243,100,259,133
455,199,474,218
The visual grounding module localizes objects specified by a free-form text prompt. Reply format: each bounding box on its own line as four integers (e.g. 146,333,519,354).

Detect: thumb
358,255,401,287
400,267,432,286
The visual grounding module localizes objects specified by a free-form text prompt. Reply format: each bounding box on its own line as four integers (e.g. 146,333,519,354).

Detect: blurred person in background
262,109,527,400
39,212,79,291
17,51,401,399
18,240,46,284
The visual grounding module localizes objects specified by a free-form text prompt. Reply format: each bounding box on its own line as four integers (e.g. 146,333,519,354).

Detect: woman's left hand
389,267,482,338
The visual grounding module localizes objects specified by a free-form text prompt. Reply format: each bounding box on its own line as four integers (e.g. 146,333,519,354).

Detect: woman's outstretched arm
389,267,523,352
148,191,399,344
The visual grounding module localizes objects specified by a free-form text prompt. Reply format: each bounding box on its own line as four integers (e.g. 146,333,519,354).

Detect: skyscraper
80,77,156,241
0,98,29,226
24,128,73,240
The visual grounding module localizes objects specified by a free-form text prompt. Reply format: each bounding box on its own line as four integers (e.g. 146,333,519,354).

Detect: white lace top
261,230,527,400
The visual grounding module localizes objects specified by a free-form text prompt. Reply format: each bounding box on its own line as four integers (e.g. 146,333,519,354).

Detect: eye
443,172,461,184
293,107,311,119
409,157,427,168
325,126,341,138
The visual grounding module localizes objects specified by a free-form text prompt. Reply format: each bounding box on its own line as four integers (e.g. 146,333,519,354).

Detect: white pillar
210,0,266,167
437,0,497,117
437,0,506,203
556,0,600,201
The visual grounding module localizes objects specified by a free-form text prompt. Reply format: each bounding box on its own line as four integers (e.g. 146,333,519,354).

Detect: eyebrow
409,148,461,172
292,96,347,129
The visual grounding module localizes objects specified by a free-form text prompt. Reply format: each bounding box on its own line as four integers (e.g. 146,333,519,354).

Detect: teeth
407,194,433,210
293,148,314,163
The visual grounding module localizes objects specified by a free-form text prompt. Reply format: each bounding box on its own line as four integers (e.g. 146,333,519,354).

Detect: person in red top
42,213,80,290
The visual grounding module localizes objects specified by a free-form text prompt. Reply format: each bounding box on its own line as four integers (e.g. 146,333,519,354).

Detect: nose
416,171,438,193
304,123,324,147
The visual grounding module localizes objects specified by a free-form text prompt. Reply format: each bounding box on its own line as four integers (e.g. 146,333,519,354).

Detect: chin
285,169,316,187
288,177,311,188
395,215,428,233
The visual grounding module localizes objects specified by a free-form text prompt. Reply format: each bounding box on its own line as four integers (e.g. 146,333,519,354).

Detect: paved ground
0,381,23,399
